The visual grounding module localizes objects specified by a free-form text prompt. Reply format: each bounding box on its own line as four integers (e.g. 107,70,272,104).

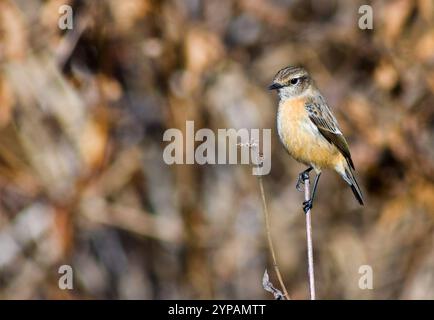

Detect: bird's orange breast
277,97,343,171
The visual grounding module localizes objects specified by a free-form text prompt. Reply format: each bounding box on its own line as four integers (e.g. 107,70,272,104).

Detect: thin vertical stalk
258,175,290,300
304,177,316,300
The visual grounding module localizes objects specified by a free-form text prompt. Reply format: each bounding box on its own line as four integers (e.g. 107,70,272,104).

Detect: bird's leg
296,167,313,192
303,172,322,213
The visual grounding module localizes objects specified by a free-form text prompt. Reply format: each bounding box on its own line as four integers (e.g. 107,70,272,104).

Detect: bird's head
268,66,312,100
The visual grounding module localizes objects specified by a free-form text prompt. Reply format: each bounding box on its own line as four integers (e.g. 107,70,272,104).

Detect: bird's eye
290,78,300,85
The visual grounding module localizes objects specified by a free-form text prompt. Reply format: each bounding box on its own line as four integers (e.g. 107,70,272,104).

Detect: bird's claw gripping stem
296,169,311,192
303,199,313,213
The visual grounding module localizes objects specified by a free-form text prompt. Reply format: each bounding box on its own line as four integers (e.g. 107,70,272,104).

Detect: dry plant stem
304,177,316,300
258,175,290,300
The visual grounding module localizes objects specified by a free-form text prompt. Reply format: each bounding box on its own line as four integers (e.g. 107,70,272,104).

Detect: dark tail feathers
344,167,364,206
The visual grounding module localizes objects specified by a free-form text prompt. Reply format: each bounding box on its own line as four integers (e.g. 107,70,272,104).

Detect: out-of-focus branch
55,13,91,67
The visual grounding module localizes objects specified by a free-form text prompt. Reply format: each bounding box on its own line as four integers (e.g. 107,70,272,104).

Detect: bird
268,66,364,213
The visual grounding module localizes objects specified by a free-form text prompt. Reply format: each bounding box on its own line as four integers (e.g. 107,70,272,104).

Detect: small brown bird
269,66,364,212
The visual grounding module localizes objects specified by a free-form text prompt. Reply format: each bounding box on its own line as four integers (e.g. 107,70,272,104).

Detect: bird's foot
296,170,311,192
303,199,313,213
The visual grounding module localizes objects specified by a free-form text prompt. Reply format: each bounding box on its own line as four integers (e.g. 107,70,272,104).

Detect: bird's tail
341,162,364,205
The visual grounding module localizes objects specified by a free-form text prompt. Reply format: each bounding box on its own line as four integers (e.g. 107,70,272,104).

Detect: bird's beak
268,82,283,90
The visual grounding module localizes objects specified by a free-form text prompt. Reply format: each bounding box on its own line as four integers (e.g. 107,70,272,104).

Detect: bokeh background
0,0,433,299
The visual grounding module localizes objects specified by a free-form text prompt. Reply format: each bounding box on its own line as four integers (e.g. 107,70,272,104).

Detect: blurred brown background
0,0,433,299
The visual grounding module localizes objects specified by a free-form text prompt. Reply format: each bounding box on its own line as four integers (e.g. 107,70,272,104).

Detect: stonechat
268,66,364,212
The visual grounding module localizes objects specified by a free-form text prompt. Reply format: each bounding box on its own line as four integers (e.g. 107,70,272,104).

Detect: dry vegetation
0,0,433,299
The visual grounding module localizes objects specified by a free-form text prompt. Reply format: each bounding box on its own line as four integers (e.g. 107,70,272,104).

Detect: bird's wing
305,96,355,169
